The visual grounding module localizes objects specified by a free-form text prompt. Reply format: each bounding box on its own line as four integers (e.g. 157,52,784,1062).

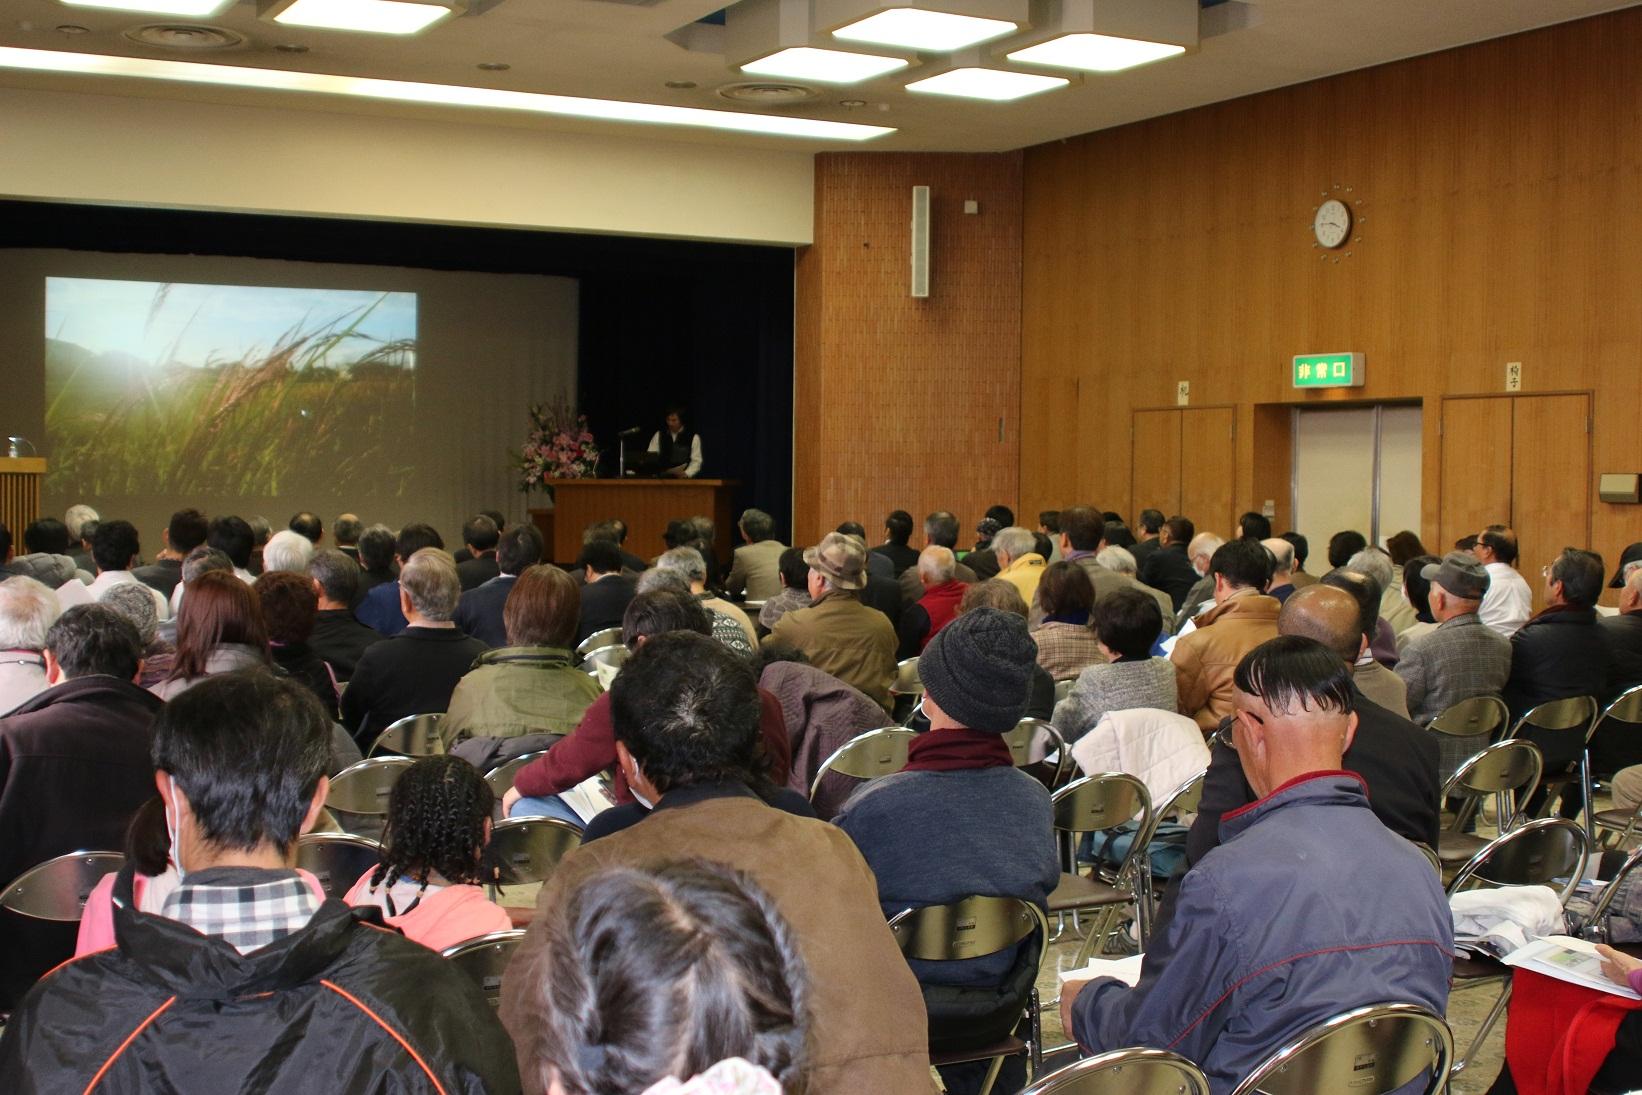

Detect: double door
1130,407,1235,538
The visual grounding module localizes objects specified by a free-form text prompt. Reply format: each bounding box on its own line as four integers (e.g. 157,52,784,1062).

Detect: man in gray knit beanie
918,606,1038,733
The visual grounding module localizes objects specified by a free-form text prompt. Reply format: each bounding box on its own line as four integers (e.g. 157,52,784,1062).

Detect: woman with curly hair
343,755,511,951
503,858,809,1095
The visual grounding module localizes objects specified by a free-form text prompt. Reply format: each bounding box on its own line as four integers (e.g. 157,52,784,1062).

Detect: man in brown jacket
500,631,935,1094
765,531,897,710
1171,539,1280,730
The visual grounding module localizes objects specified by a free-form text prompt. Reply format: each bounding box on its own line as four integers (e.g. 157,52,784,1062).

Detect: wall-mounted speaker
1600,473,1641,503
910,185,930,299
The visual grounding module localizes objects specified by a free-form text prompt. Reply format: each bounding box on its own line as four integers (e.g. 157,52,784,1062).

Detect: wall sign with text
1292,353,1365,389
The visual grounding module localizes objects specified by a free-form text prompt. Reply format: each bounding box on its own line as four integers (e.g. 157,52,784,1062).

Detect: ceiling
1,0,1637,153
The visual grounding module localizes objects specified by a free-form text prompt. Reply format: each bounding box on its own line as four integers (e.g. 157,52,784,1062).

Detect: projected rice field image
44,278,417,500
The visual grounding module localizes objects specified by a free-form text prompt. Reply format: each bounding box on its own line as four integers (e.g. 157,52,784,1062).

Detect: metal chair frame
326,755,418,819
1508,694,1599,840
295,832,383,900
1019,1048,1210,1095
1588,686,1642,846
1050,772,1153,963
1228,1001,1453,1095
1576,844,1642,944
890,656,924,697
1131,769,1206,945
808,726,918,802
1053,678,1074,706
1427,695,1511,786
0,850,125,922
888,896,1051,1095
577,643,629,688
1003,717,1071,788
485,815,584,899
482,749,554,803
441,928,526,1008
574,628,622,660
1439,738,1543,835
367,712,446,758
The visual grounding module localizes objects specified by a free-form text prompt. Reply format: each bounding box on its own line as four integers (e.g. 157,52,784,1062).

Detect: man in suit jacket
575,538,637,647
454,515,501,592
725,509,787,602
896,512,978,605
453,525,541,649
1140,516,1202,613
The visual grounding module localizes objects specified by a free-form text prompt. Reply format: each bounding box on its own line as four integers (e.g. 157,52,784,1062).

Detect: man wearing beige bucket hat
764,531,897,711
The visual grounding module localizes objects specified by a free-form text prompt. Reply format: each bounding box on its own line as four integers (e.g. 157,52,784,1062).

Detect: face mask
164,774,187,882
631,787,654,810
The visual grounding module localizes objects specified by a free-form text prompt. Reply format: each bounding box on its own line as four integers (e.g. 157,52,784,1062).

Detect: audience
1474,524,1534,636
1170,531,1227,631
1139,515,1200,612
167,543,233,619
1395,552,1442,651
289,510,324,545
63,503,97,573
897,544,967,659
256,570,337,715
1344,549,1407,654
1383,530,1427,633
504,859,808,1095
992,524,1046,607
341,547,486,748
355,522,398,598
1320,569,1410,718
957,580,1056,722
1261,536,1298,603
88,518,169,620
896,511,978,604
247,514,273,575
1602,562,1642,695
1171,539,1280,730
441,563,601,755
1237,511,1272,542
305,548,381,680
260,528,315,575
1056,505,1149,611
1064,636,1452,1091
0,575,58,714
457,522,544,649
1327,529,1367,569
356,523,444,636
1054,588,1177,743
765,532,897,711
760,545,813,632
871,508,920,577
455,510,506,565
206,514,257,584
962,504,1015,580
99,580,176,689
151,570,272,700
132,507,207,601
455,514,501,592
1282,530,1316,588
331,512,362,561
758,646,885,820
657,546,758,649
0,604,161,1006
1130,508,1165,572
4,516,91,611
0,671,518,1091
500,630,933,1093
841,527,903,625
726,507,786,601
1031,560,1105,681
344,755,512,951
1097,542,1173,625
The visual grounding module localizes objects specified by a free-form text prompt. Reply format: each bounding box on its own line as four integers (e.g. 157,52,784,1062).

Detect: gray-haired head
64,504,99,541
182,545,233,585
308,548,360,606
637,568,692,597
917,544,957,586
399,548,460,622
0,575,61,651
991,526,1036,565
98,581,160,645
1345,548,1393,600
656,547,707,586
261,529,316,575
739,509,774,543
1095,545,1137,576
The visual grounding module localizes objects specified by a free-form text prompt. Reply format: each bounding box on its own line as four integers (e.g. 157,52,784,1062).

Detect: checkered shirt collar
160,868,321,954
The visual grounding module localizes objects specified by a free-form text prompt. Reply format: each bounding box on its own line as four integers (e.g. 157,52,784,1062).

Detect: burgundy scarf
905,728,1016,772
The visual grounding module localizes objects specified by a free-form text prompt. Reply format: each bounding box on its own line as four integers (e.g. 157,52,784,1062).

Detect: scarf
904,727,1016,772
1044,611,1090,626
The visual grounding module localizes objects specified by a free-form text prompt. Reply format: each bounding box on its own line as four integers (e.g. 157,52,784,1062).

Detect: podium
535,478,738,565
0,458,45,543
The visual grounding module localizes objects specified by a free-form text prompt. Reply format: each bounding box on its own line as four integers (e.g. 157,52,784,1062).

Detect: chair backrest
575,628,622,660
486,816,584,887
1145,770,1206,834
326,756,418,815
808,726,917,801
1511,695,1599,738
295,833,383,900
1440,739,1542,831
888,895,1048,965
483,750,554,801
1446,816,1590,904
1020,1048,1210,1095
1002,717,1067,770
1581,845,1642,943
1593,684,1642,738
368,712,446,758
440,929,526,1007
1428,695,1510,740
1054,678,1074,705
1051,773,1151,838
0,851,125,921
891,656,924,696
1228,1002,1453,1095
577,643,629,690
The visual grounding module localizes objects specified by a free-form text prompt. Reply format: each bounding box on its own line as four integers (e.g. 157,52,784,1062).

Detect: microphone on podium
617,426,643,438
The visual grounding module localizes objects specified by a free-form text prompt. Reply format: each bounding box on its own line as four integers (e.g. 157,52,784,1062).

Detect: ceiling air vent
716,81,818,105
124,23,245,50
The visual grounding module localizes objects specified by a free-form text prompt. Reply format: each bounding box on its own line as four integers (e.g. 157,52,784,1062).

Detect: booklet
1057,954,1145,989
557,774,617,825
1500,935,1642,1000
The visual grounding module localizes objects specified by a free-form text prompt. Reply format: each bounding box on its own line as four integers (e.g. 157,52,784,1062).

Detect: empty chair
326,755,417,838
808,726,917,803
0,851,125,922
441,928,525,1008
1427,695,1510,783
295,833,382,900
367,712,446,758
1589,686,1642,846
574,627,622,660
889,896,1050,1095
1019,1048,1210,1095
1047,773,1151,963
1228,1002,1453,1095
1434,738,1542,871
485,816,584,900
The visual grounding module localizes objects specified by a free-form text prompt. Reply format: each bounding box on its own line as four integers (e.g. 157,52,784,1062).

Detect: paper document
1058,954,1145,989
557,774,617,825
1501,935,1642,1000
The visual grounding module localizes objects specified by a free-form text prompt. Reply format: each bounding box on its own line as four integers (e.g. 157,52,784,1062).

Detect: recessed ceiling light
261,0,456,36
0,46,896,141
1007,32,1185,73
833,8,1015,52
905,66,1066,102
741,46,907,85
60,0,230,15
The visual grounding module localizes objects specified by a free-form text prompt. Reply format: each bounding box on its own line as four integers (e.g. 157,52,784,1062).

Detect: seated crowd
3,498,1642,1095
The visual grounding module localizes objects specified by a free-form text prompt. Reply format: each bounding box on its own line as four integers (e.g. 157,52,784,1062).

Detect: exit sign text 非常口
1292,353,1365,388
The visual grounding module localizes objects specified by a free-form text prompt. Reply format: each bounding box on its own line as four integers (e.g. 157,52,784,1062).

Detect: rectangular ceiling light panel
833,8,1017,51
905,65,1065,101
263,0,456,35
740,45,909,83
1007,32,1183,72
60,0,232,14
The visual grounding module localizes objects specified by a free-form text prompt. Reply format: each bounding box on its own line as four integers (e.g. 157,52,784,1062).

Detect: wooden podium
0,458,45,542
534,478,738,565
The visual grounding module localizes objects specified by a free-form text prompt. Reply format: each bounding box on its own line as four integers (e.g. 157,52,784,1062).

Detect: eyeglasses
1215,708,1264,751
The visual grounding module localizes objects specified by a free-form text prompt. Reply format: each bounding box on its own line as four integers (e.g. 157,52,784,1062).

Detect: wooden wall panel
1020,8,1642,589
1130,409,1182,520
1180,407,1236,540
1439,397,1514,555
794,152,1022,545
1512,394,1592,607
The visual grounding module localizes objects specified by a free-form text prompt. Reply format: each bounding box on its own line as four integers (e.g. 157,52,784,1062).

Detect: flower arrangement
517,399,600,489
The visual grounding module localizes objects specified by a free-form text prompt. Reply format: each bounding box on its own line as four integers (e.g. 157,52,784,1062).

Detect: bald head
1277,584,1364,662
1262,537,1294,579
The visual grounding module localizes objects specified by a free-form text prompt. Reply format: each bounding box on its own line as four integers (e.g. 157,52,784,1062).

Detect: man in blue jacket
1063,635,1453,1095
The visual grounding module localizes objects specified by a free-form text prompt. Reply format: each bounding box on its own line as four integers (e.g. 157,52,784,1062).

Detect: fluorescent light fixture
1008,32,1184,72
0,47,896,141
905,66,1066,101
741,45,909,83
833,8,1016,51
59,0,231,14
261,0,456,34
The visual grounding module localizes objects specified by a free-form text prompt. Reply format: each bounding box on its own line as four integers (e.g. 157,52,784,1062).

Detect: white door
1292,404,1423,557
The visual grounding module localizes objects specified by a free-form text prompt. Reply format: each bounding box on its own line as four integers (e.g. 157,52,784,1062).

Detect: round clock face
1314,198,1352,249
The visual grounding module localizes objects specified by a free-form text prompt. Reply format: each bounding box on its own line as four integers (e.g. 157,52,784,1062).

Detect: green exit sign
1293,352,1365,388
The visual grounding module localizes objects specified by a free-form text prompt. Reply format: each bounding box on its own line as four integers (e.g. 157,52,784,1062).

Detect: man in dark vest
648,407,702,478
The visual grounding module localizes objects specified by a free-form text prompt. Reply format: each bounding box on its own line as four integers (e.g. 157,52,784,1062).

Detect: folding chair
1576,844,1642,944
482,749,555,803
1510,695,1599,833
367,712,446,758
891,657,924,724
441,929,526,1008
1019,1048,1209,1095
577,643,628,689
0,851,124,921
295,833,383,900
1229,1002,1452,1095
1588,685,1642,846
1434,739,1542,873
889,896,1050,1095
326,755,417,838
1002,717,1070,788
1427,695,1510,784
574,628,622,660
1047,773,1151,963
1444,816,1590,1075
807,726,917,803
485,816,584,900
1053,678,1074,706
1131,769,1206,945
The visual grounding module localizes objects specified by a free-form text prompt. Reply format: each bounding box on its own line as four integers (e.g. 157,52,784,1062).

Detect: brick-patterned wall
793,152,1023,547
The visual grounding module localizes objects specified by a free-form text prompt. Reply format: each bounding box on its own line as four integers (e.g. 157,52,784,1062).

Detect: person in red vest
897,545,968,660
